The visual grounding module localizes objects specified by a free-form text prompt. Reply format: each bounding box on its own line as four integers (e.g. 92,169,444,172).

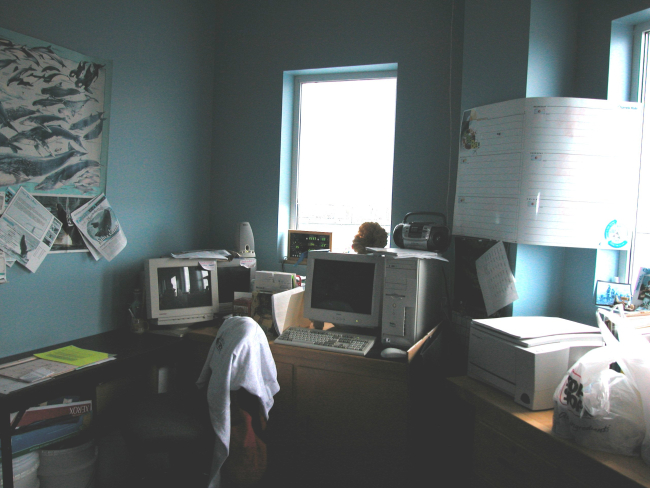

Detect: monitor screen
145,257,219,326
157,265,213,311
304,252,384,329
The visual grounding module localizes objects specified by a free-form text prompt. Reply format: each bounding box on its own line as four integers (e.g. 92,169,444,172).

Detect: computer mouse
380,347,407,359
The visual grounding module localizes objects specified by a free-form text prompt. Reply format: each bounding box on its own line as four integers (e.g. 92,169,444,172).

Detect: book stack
1,398,93,460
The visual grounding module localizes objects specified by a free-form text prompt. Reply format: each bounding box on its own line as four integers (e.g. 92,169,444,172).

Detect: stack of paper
0,358,75,383
0,345,115,392
472,316,600,347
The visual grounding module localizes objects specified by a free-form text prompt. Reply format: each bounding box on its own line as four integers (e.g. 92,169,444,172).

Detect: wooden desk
447,376,650,488
0,330,184,488
185,326,434,487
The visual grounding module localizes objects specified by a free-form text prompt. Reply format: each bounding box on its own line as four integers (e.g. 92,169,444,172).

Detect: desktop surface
0,330,182,406
0,329,184,488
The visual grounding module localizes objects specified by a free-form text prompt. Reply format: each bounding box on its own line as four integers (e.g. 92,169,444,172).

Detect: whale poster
0,27,112,252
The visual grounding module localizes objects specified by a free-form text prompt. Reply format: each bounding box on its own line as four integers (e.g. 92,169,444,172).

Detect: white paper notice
476,241,518,316
0,187,62,272
454,97,643,249
71,193,126,261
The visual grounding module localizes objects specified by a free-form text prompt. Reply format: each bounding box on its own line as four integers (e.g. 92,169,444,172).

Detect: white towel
196,316,280,488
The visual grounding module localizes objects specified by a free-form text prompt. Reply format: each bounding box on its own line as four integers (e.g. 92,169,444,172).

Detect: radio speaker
235,222,255,257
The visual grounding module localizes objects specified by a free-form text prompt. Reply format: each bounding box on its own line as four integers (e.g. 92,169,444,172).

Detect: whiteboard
453,97,643,249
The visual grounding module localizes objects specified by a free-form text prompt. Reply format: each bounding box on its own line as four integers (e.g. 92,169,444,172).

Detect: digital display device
304,252,384,330
145,257,219,327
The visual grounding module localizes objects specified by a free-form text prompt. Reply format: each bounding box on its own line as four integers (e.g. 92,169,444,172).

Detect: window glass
291,73,397,253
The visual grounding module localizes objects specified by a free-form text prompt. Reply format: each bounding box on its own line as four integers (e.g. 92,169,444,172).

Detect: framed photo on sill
594,280,632,307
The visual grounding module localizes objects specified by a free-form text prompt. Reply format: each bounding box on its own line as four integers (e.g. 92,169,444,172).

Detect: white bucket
0,451,40,488
38,440,97,488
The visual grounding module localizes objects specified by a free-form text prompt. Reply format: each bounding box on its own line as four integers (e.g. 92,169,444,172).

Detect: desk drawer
473,421,559,488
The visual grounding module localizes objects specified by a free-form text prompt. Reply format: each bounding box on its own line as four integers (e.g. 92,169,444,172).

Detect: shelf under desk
0,329,184,488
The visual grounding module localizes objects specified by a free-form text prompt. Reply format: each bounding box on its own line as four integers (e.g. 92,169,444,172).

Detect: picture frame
594,280,632,307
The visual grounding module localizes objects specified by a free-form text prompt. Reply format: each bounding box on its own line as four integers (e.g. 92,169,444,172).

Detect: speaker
235,222,256,257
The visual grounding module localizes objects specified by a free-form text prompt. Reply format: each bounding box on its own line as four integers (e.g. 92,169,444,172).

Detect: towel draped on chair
197,316,280,488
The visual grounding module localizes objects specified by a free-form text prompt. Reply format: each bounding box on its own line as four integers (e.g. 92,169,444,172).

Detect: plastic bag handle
595,309,621,348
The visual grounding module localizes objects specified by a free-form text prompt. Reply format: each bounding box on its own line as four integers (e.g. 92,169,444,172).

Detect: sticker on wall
0,27,113,252
601,219,629,249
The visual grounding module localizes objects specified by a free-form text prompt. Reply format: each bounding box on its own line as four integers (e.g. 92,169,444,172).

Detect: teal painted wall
527,0,577,98
460,0,531,111
0,0,217,357
3,0,650,357
210,0,466,272
575,0,650,100
459,0,649,326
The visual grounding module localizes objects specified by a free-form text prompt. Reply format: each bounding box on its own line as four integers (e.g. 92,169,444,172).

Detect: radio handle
401,211,447,226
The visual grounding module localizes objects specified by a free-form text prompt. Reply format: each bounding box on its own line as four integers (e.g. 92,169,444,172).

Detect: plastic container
38,440,97,488
0,451,40,488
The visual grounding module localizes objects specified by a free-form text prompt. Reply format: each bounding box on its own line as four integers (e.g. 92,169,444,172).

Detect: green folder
35,346,109,367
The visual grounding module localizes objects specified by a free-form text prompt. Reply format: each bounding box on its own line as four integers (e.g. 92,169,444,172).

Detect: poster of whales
0,27,111,252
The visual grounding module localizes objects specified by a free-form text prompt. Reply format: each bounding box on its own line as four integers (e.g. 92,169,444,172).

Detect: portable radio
392,212,450,253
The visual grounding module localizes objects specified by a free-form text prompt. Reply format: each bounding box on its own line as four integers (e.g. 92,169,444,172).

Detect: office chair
197,316,280,488
124,316,279,488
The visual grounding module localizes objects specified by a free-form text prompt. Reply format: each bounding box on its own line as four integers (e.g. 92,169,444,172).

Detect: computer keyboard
274,327,376,356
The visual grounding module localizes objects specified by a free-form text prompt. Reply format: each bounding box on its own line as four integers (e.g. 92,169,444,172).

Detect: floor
96,428,209,488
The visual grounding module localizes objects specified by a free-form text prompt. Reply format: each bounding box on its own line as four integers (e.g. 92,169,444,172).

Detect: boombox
392,212,450,253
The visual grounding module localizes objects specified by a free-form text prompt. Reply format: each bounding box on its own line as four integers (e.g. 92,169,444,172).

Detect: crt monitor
145,257,219,326
303,252,384,330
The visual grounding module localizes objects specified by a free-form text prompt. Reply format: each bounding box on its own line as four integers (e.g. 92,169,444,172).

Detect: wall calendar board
453,97,642,250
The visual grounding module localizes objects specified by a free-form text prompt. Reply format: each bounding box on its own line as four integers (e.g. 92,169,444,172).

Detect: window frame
628,18,650,284
288,69,398,231
631,20,650,103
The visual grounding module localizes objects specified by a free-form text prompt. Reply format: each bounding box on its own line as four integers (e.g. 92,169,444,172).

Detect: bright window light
293,75,397,253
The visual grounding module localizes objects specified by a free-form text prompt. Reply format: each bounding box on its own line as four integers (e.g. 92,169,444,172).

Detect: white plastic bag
602,308,650,465
552,346,645,455
552,307,649,457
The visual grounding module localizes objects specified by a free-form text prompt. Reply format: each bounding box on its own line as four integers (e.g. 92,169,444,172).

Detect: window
630,20,650,283
289,69,397,254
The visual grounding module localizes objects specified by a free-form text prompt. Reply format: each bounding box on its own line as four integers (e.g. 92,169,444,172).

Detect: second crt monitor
304,252,385,331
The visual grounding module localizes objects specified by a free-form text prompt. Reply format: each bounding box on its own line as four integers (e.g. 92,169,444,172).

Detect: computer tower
381,257,446,349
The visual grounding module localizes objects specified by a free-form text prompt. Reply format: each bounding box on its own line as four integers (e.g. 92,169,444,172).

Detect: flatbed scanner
467,317,603,410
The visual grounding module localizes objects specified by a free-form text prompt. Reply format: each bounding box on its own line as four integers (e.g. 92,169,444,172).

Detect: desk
447,376,650,488
186,325,439,487
0,330,183,488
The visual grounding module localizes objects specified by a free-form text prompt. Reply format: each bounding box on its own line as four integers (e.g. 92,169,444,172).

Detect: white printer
467,317,603,410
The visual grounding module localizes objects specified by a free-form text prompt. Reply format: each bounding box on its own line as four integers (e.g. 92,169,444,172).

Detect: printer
467,317,603,410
